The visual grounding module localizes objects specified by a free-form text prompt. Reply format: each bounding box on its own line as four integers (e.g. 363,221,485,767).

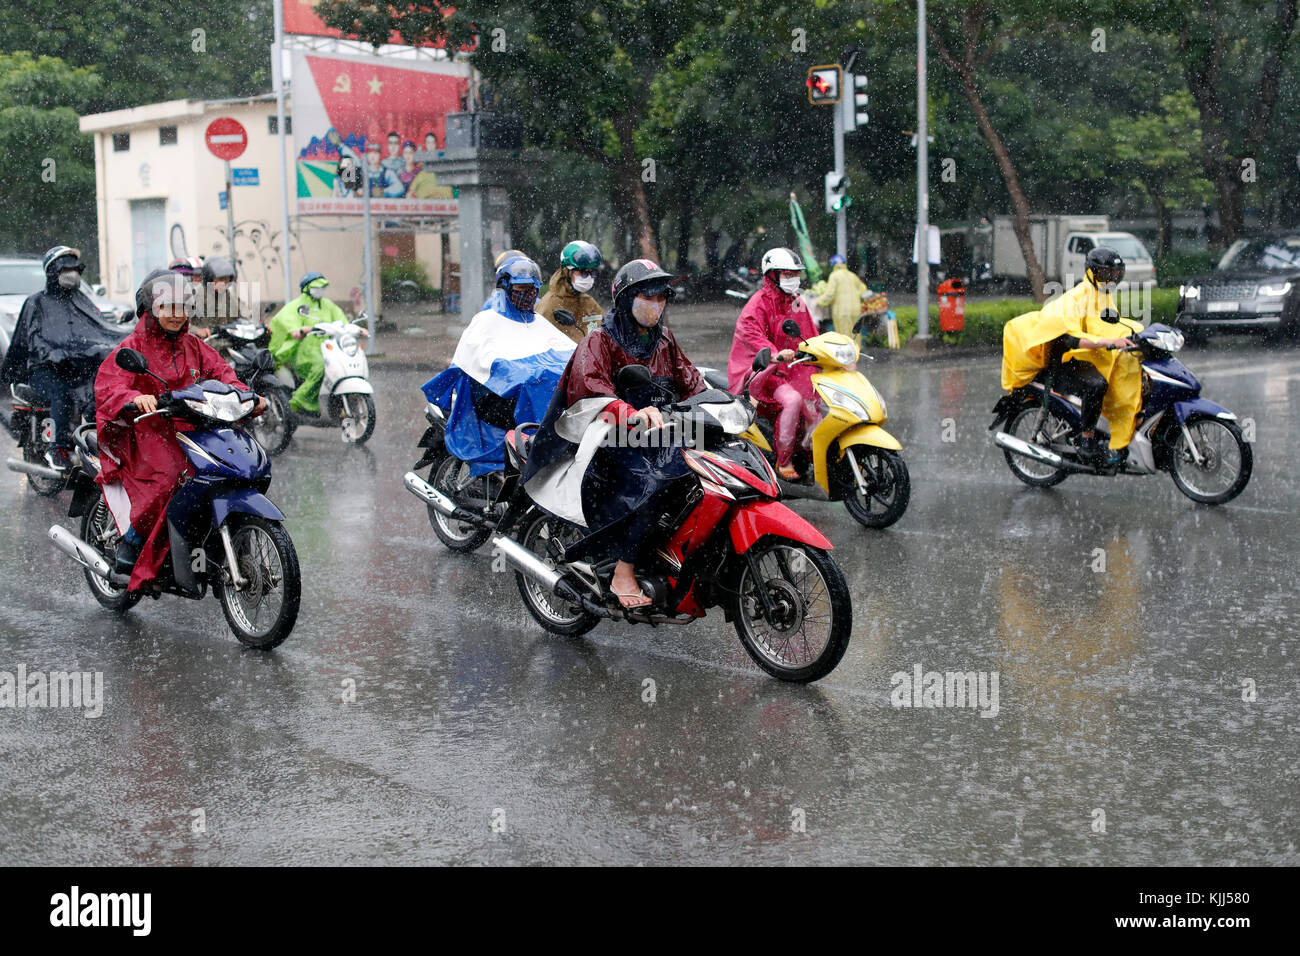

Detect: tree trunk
676,176,694,272
1150,190,1171,258
927,16,1048,301
608,116,658,262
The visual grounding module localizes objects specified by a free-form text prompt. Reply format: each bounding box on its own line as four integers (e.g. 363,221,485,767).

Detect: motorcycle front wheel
215,515,301,649
731,539,851,683
1168,415,1252,505
338,393,376,444
80,494,141,612
251,389,295,456
841,446,910,528
514,511,600,637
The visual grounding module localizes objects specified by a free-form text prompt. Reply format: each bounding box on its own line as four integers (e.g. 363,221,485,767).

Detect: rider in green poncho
269,272,348,414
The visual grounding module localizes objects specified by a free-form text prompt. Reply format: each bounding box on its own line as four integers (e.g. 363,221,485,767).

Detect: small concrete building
79,93,454,318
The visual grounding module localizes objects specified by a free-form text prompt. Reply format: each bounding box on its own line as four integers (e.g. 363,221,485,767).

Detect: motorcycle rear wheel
1004,405,1070,487
514,511,600,637
215,515,301,649
24,442,65,497
427,453,493,552
732,539,851,683
80,494,141,612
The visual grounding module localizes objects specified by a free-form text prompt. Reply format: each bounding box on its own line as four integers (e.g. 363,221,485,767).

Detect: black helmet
202,256,236,282
42,245,84,276
135,268,186,319
1085,247,1125,288
611,258,676,310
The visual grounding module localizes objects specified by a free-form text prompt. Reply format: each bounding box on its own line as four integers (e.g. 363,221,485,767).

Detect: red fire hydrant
937,277,966,333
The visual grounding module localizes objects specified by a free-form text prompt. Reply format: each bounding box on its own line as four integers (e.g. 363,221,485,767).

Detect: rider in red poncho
94,269,264,590
726,247,820,480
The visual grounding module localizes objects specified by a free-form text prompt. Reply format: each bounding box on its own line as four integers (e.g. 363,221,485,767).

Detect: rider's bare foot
610,561,651,608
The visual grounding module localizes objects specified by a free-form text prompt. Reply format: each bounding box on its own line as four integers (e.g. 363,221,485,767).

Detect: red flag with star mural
291,49,470,216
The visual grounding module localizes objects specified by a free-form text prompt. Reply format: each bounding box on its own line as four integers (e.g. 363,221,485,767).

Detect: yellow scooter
727,319,909,529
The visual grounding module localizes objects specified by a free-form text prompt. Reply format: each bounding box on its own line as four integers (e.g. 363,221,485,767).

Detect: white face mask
570,274,594,294
308,287,324,300
779,276,802,295
632,297,665,328
58,270,80,289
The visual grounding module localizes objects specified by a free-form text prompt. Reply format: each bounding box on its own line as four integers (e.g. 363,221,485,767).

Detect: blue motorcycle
48,347,301,649
990,323,1253,505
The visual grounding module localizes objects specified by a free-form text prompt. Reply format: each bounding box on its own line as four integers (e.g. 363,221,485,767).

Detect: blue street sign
218,191,228,210
232,168,259,186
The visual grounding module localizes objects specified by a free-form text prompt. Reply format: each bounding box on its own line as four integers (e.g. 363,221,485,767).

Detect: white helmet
761,247,805,275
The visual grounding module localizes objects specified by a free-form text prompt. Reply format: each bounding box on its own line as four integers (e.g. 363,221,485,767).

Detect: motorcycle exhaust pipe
49,525,112,579
403,471,485,525
489,533,565,593
6,457,64,481
993,431,1065,466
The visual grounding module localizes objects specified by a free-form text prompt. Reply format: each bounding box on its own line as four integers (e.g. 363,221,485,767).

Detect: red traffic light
806,65,841,105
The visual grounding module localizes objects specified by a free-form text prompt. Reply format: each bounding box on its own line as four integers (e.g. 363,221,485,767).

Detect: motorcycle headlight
704,400,754,435
186,391,253,422
339,333,359,357
829,342,858,368
1179,284,1201,300
1259,282,1292,298
1152,329,1184,352
821,384,871,419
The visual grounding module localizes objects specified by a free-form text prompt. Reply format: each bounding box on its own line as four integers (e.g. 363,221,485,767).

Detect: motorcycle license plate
1206,301,1237,312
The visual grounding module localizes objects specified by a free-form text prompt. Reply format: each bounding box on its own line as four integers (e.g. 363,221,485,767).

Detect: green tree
0,53,103,266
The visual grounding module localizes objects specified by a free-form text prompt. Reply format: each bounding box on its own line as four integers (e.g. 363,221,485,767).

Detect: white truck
992,215,1156,287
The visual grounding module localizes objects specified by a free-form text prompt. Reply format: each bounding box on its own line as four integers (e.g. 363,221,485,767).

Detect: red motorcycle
472,352,853,683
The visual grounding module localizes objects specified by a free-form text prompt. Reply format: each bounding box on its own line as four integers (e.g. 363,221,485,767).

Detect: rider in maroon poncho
94,269,264,590
726,247,820,480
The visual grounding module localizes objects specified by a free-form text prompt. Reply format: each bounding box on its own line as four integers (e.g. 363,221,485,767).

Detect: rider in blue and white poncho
421,255,576,475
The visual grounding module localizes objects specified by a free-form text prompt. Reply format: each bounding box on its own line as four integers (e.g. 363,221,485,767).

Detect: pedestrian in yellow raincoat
817,254,870,336
1001,247,1142,465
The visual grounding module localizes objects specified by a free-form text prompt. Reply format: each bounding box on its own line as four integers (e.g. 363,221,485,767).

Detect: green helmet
560,240,602,271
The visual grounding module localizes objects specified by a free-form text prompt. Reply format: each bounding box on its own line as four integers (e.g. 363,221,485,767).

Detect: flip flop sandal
610,584,652,608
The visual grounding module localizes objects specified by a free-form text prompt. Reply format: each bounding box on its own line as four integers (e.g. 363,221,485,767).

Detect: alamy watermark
890,662,1000,718
0,664,103,718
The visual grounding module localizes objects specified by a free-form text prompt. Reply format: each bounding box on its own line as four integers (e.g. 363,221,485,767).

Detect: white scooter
277,307,376,443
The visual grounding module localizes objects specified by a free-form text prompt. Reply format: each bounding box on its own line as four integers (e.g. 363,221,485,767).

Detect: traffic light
806,65,842,105
843,73,869,131
825,172,850,213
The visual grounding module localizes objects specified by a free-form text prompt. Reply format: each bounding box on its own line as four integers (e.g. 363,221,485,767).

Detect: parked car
0,256,136,363
1176,232,1300,339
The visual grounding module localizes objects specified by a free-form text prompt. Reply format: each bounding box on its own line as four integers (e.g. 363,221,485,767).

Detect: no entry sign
205,117,248,161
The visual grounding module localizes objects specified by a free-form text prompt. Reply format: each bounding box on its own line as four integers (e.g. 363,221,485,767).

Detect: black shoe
1075,436,1108,465
44,446,72,471
113,538,141,577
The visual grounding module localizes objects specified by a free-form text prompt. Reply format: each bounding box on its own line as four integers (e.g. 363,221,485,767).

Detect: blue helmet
830,254,846,267
494,256,541,290
299,271,328,292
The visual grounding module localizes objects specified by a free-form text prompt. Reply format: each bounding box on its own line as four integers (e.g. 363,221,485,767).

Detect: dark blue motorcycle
990,323,1253,505
48,348,301,649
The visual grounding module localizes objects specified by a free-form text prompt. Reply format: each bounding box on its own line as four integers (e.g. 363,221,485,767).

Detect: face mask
632,297,664,328
508,285,538,312
58,270,80,289
570,274,594,294
309,287,324,300
779,276,802,295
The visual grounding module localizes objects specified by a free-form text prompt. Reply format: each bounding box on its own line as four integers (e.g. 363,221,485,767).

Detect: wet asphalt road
0,330,1296,865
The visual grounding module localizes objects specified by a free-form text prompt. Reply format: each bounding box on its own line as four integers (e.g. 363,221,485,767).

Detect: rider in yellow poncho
817,254,869,336
1001,247,1142,465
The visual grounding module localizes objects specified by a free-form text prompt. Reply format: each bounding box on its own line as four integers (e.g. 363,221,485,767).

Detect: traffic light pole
833,99,847,261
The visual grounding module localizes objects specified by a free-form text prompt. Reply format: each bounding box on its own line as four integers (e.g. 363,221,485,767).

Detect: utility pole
916,0,931,340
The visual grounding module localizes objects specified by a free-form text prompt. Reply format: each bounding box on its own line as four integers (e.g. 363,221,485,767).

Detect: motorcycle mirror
552,308,577,328
1100,307,1120,321
752,347,772,372
298,305,310,316
115,348,148,374
615,364,653,392
255,350,275,372
781,319,801,338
